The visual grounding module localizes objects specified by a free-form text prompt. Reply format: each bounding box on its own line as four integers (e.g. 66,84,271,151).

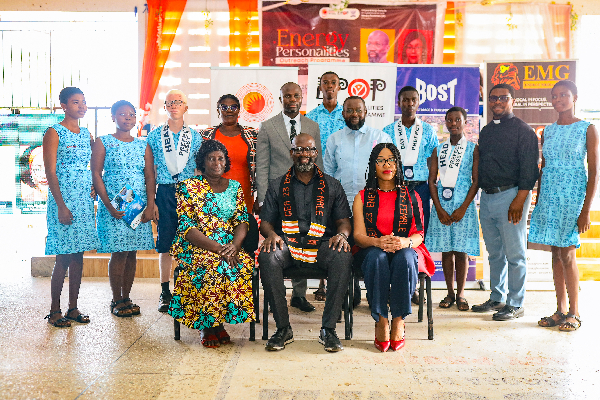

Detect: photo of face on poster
19,145,48,203
361,29,395,63
398,29,433,64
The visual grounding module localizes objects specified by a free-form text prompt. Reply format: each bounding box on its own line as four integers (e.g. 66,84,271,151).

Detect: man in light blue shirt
324,96,393,208
382,86,438,236
147,89,202,312
306,71,346,152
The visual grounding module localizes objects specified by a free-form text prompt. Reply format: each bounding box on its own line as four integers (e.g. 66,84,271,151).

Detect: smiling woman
168,139,255,348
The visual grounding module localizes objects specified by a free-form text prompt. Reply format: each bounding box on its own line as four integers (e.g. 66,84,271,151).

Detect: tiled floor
1,262,598,400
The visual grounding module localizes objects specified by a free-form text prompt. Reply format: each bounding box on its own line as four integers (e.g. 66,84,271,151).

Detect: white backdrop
306,62,397,130
210,66,298,129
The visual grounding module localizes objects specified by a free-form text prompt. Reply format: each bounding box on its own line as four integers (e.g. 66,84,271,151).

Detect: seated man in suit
259,133,352,353
256,82,323,313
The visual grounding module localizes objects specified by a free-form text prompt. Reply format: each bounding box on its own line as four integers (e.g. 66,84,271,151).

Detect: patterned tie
289,119,297,142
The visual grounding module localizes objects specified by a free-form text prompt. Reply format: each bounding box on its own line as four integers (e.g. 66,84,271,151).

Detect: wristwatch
408,238,413,248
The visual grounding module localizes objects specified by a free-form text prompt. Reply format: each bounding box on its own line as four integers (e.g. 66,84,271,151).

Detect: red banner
261,3,438,75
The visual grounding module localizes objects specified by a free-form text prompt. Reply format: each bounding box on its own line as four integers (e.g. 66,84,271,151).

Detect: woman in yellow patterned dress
168,139,254,348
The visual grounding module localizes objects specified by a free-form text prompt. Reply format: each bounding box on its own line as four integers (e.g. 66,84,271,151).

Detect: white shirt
282,112,302,139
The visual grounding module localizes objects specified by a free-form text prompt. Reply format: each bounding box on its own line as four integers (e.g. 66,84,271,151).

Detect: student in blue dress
91,100,156,317
426,107,480,311
529,80,598,332
43,87,99,327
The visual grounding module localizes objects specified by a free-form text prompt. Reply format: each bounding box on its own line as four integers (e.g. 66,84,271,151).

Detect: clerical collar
492,113,514,124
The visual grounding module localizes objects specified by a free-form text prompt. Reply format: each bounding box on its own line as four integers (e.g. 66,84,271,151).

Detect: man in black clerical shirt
472,83,539,321
259,133,352,352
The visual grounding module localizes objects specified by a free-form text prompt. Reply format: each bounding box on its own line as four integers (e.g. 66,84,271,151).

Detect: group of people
43,73,596,354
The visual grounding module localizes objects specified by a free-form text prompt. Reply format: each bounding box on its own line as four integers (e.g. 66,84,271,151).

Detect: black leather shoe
471,299,505,312
493,305,524,321
319,327,343,352
290,296,316,312
158,292,171,313
265,326,294,351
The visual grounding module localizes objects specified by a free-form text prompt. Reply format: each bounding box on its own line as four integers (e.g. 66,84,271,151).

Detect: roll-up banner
393,66,481,285
395,65,481,142
306,62,397,130
210,67,299,129
485,60,577,287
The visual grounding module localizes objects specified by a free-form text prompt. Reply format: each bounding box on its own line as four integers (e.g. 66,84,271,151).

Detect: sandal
65,308,90,324
439,295,455,308
200,329,220,348
456,297,469,311
559,314,581,332
123,298,141,315
313,287,327,302
217,329,232,345
44,310,71,328
110,299,133,318
538,311,566,327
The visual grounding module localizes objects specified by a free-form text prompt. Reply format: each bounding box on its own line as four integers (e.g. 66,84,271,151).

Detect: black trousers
258,241,352,329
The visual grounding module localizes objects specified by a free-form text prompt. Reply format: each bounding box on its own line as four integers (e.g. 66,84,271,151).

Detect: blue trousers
480,187,531,307
413,181,431,238
356,247,418,321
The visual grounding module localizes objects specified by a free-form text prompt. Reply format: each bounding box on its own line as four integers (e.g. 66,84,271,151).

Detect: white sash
439,136,467,189
161,124,192,179
395,118,423,167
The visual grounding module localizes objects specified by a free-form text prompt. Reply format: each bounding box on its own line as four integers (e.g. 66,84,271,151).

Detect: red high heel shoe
374,337,390,352
390,332,405,351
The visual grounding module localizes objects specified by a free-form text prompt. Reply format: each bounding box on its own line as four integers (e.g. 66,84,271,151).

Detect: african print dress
529,120,590,248
45,124,98,255
168,175,254,330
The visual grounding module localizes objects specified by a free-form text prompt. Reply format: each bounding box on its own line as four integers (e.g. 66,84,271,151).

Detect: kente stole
363,187,422,238
279,166,329,264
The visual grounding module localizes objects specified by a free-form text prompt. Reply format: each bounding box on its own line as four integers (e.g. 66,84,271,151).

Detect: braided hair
364,142,404,193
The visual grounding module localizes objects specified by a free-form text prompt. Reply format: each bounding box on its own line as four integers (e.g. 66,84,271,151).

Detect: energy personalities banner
395,66,481,142
261,2,439,75
306,62,397,130
210,67,299,129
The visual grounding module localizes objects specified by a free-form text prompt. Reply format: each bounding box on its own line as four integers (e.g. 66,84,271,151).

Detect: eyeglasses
489,95,511,103
219,104,240,112
165,100,186,107
118,113,136,118
345,108,363,115
291,147,317,154
375,157,397,166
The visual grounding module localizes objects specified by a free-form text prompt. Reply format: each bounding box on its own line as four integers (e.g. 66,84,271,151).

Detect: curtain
455,3,571,65
139,0,187,114
227,0,259,67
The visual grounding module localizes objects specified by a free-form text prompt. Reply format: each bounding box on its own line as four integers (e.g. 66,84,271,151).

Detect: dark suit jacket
256,112,323,202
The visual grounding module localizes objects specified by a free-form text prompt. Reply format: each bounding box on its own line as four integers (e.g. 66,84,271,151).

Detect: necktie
289,120,297,142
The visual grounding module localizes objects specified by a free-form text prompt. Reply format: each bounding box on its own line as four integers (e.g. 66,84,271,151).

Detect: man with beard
259,133,352,352
471,83,538,320
324,96,392,208
306,71,346,152
256,82,323,313
366,30,391,63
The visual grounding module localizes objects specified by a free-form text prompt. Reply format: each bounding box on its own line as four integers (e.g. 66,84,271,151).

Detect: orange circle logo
236,83,274,123
243,92,266,114
348,79,371,99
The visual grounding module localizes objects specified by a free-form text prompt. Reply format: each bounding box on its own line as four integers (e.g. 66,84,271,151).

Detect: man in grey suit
255,82,323,313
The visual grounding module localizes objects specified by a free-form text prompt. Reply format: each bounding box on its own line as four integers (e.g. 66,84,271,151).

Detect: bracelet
336,232,348,241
